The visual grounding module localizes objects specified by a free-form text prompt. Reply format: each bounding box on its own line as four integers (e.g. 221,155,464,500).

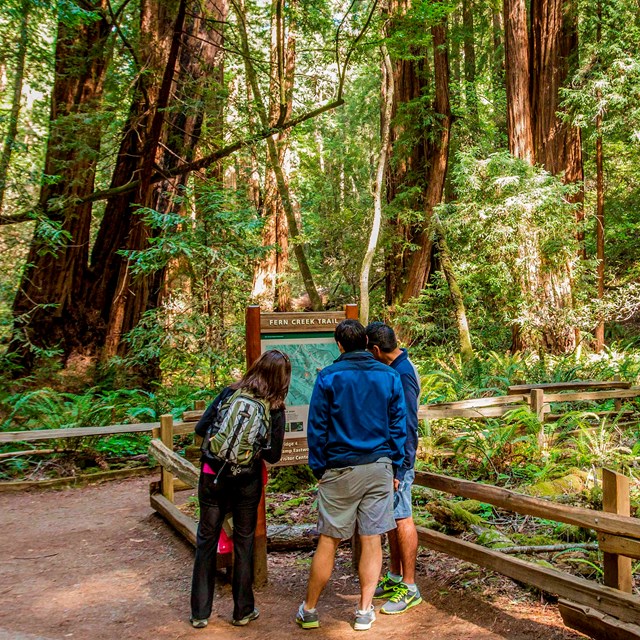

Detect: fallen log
497,543,598,555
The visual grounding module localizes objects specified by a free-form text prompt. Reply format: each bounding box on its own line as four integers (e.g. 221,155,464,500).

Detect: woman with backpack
190,349,291,629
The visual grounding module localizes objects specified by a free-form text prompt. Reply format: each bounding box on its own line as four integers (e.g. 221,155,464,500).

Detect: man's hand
394,478,400,491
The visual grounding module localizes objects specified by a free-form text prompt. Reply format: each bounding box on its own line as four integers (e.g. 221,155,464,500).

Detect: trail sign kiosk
245,305,359,466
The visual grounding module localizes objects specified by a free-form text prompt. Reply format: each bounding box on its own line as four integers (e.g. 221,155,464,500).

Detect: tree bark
402,20,452,302
502,0,583,353
462,0,478,127
383,0,431,305
102,0,188,362
0,0,29,214
9,0,111,370
503,0,534,163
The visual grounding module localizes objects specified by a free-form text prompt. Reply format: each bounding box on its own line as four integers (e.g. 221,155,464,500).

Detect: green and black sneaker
380,584,423,615
296,603,320,629
373,572,403,599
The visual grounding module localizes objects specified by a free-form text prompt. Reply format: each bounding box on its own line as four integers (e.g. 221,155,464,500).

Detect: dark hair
365,321,397,353
335,319,367,352
230,350,292,410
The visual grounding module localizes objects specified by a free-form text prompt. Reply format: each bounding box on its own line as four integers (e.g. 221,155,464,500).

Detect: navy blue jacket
390,349,420,481
307,350,407,479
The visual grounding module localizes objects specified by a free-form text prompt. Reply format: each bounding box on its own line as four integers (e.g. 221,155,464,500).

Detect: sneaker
380,583,423,615
232,608,259,626
295,603,320,629
354,604,376,631
190,618,208,628
373,572,402,599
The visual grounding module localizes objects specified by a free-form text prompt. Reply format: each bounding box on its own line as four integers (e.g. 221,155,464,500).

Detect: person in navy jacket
296,319,406,631
366,322,422,615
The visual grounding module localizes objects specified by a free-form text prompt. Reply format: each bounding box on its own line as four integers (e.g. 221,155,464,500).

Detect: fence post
530,389,546,448
193,400,205,448
602,468,633,593
160,414,175,504
614,375,622,412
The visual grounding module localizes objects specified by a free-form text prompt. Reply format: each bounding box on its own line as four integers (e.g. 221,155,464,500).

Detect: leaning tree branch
0,210,38,226
78,98,344,205
59,0,375,208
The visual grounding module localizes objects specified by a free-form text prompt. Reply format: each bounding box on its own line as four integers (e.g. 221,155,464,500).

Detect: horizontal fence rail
414,467,640,636
414,471,640,539
0,420,193,443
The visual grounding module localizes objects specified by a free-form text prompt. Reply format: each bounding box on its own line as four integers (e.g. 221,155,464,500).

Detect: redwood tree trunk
503,0,534,163
384,0,430,305
9,1,111,370
402,20,452,302
103,0,188,362
462,0,478,126
83,0,181,365
0,0,30,214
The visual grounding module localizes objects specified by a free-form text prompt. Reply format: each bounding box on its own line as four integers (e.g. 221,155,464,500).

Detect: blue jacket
307,350,407,479
390,349,421,482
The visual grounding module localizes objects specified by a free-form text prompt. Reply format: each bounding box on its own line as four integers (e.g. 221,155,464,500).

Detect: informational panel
261,334,340,457
245,307,358,466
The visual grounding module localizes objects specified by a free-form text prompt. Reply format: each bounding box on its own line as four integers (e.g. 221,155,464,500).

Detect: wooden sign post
247,304,358,585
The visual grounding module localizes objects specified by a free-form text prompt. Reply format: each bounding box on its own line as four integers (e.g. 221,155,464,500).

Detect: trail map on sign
261,335,340,437
281,341,340,405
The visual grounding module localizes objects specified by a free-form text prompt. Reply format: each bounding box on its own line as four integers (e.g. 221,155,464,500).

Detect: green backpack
206,389,271,477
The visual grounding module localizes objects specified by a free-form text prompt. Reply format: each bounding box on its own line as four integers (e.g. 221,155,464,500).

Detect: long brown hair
230,350,292,410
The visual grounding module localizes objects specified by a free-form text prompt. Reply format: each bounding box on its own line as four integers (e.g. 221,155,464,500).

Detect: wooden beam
544,389,640,403
149,492,232,570
558,599,640,640
508,381,631,394
603,469,633,593
0,448,56,459
150,478,195,493
416,526,640,625
246,306,262,367
599,533,640,560
160,415,175,503
173,421,194,435
0,422,169,443
413,471,640,539
246,304,266,585
345,303,359,321
150,492,197,545
182,410,203,423
148,439,199,488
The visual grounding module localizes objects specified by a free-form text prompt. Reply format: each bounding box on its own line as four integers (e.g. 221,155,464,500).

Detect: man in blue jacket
296,319,406,631
366,322,422,615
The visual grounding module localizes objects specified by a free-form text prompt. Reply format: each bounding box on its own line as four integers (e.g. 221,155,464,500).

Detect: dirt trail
0,477,585,640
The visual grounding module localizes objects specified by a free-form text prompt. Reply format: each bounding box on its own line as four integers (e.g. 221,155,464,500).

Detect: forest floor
0,476,587,640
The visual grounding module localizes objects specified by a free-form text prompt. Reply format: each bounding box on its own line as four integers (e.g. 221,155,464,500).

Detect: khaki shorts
317,459,396,539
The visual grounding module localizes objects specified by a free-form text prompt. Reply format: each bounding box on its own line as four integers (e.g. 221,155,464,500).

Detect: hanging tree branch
3,0,379,221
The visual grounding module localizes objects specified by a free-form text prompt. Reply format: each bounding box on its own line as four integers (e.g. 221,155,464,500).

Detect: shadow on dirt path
0,477,585,640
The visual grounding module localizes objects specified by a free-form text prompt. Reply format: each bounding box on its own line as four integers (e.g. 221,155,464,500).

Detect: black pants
190,469,262,620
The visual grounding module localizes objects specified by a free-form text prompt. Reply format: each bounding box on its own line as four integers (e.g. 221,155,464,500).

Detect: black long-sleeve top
195,386,286,469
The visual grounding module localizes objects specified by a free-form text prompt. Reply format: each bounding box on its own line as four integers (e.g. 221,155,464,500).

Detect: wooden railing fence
414,468,640,639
